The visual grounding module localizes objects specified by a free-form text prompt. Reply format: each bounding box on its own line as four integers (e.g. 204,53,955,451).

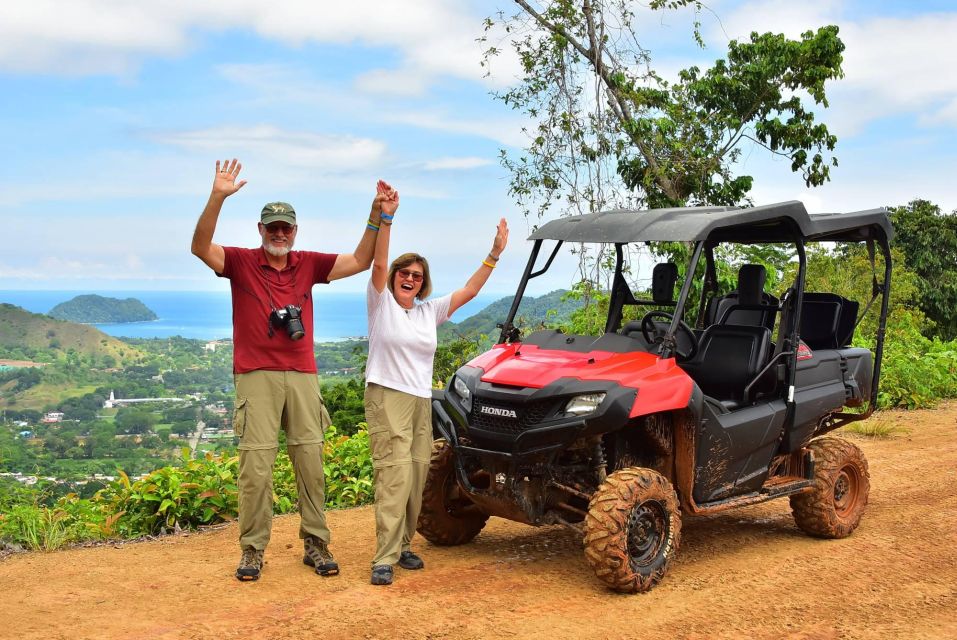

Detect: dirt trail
3,403,956,640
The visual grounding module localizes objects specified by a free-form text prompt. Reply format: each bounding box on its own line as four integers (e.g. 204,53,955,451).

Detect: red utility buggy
419,201,893,593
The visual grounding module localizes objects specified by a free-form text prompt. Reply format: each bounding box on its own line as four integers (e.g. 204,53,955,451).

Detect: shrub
323,423,374,508
873,310,957,409
2,424,377,546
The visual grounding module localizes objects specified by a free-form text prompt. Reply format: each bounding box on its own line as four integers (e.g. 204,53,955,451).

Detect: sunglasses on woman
397,268,424,282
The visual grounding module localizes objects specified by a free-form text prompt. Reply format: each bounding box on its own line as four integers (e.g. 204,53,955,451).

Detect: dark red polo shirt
219,247,338,374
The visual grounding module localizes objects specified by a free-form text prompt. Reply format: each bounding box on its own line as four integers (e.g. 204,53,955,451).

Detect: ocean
0,290,500,342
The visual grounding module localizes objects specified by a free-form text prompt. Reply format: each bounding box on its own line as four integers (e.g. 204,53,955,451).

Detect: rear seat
799,293,859,349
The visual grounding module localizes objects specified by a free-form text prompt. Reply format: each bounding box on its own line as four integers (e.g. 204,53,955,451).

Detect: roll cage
498,201,894,427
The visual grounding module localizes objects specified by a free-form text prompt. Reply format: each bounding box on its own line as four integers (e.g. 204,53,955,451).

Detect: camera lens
285,305,305,340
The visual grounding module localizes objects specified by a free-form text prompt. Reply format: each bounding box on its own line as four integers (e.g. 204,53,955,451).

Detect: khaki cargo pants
365,382,433,566
233,370,332,551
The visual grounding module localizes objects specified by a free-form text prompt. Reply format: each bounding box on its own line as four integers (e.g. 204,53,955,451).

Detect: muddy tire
790,437,870,538
416,439,489,545
583,467,681,593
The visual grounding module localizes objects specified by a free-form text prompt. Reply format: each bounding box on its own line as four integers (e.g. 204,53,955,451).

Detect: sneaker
303,535,339,577
371,564,394,585
398,550,424,570
236,546,263,581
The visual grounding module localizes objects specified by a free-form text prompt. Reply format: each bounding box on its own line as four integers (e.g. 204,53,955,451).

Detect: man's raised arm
191,159,247,274
328,180,398,282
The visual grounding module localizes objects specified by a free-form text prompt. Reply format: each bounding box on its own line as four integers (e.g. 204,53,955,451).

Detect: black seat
681,324,772,410
705,264,778,331
799,293,860,349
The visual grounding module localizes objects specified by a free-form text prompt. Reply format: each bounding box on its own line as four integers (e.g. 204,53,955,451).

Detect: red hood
466,344,693,417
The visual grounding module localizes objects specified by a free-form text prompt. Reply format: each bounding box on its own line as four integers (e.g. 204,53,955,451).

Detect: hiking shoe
371,564,394,585
236,546,263,581
303,535,339,577
398,550,424,570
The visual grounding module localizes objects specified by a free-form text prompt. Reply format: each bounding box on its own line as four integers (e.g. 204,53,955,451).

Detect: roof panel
528,201,893,244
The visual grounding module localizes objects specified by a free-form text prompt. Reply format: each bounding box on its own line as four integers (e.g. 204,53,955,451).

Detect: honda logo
479,405,518,418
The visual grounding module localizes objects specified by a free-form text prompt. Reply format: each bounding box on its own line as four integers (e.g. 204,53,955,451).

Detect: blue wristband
380,213,394,221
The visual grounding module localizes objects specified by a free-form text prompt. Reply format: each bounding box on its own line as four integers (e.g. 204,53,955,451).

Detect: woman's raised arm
449,218,508,316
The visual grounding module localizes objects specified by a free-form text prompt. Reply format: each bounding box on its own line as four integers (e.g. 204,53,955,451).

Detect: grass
9,383,100,411
0,504,72,551
841,415,909,438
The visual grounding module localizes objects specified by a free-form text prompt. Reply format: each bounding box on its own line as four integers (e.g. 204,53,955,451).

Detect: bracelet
366,219,380,231
482,260,497,269
486,253,500,262
380,220,393,226
380,213,394,221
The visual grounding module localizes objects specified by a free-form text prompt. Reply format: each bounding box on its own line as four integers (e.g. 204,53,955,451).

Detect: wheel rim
833,465,861,516
627,500,667,568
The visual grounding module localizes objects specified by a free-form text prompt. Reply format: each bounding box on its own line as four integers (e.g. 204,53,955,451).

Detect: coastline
0,290,498,343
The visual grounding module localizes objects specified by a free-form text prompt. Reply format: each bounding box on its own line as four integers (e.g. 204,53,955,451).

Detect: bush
93,449,241,537
0,491,106,551
877,334,957,409
323,423,374,508
0,424,378,547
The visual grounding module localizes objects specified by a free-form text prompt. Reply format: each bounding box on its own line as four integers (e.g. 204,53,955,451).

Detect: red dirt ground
2,402,955,640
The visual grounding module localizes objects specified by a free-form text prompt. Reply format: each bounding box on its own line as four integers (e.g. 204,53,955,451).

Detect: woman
364,189,508,586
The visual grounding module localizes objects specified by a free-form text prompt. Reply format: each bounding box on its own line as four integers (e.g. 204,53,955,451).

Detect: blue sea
0,290,499,342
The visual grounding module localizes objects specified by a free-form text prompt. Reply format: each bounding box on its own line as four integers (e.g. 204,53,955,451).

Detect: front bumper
436,373,637,459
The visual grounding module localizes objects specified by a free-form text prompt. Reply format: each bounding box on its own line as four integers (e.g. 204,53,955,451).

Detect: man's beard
262,238,294,257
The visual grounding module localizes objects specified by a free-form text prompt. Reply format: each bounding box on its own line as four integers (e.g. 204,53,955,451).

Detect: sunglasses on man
264,223,296,234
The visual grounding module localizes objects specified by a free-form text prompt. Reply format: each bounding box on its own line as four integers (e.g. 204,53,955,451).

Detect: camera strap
257,265,309,339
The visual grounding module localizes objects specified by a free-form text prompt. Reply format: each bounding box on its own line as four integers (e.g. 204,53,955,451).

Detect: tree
484,1,845,216
889,199,957,340
115,409,158,435
433,337,481,386
171,420,196,437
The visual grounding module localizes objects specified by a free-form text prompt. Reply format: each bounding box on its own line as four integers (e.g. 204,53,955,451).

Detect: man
191,158,398,581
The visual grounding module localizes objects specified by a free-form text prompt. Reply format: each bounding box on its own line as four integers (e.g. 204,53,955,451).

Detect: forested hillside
438,289,581,341
0,304,143,366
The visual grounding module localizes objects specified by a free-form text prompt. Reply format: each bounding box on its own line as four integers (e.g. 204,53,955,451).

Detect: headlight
453,376,471,401
564,393,606,416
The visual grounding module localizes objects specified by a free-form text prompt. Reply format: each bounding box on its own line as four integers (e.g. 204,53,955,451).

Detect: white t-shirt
365,279,453,398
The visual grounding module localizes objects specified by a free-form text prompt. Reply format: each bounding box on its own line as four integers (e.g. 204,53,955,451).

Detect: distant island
48,295,158,324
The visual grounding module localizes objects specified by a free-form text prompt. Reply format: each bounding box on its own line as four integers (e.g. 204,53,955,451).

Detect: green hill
48,294,158,323
0,303,143,364
438,289,582,341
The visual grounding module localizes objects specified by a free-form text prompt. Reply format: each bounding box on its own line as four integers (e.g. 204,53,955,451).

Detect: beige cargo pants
364,382,433,566
233,370,332,551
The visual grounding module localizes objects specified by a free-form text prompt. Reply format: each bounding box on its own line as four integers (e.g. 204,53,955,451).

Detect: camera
269,305,305,340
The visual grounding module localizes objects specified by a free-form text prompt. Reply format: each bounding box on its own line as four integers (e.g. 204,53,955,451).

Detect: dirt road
3,403,956,640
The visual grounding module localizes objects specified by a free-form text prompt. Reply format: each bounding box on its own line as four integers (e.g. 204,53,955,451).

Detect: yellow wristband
482,260,497,269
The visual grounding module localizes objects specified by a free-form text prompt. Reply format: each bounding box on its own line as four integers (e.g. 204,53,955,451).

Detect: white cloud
353,68,430,98
423,157,493,171
216,63,365,111
0,0,509,91
385,109,528,148
214,62,529,147
0,0,193,75
838,14,957,125
156,125,387,171
709,1,957,133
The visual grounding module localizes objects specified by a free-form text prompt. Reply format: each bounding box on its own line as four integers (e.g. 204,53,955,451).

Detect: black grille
470,399,555,436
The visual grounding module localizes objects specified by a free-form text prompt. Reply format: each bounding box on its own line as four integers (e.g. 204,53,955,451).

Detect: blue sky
1,0,955,296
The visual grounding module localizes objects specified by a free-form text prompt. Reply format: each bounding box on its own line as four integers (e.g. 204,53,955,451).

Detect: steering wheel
639,310,699,360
